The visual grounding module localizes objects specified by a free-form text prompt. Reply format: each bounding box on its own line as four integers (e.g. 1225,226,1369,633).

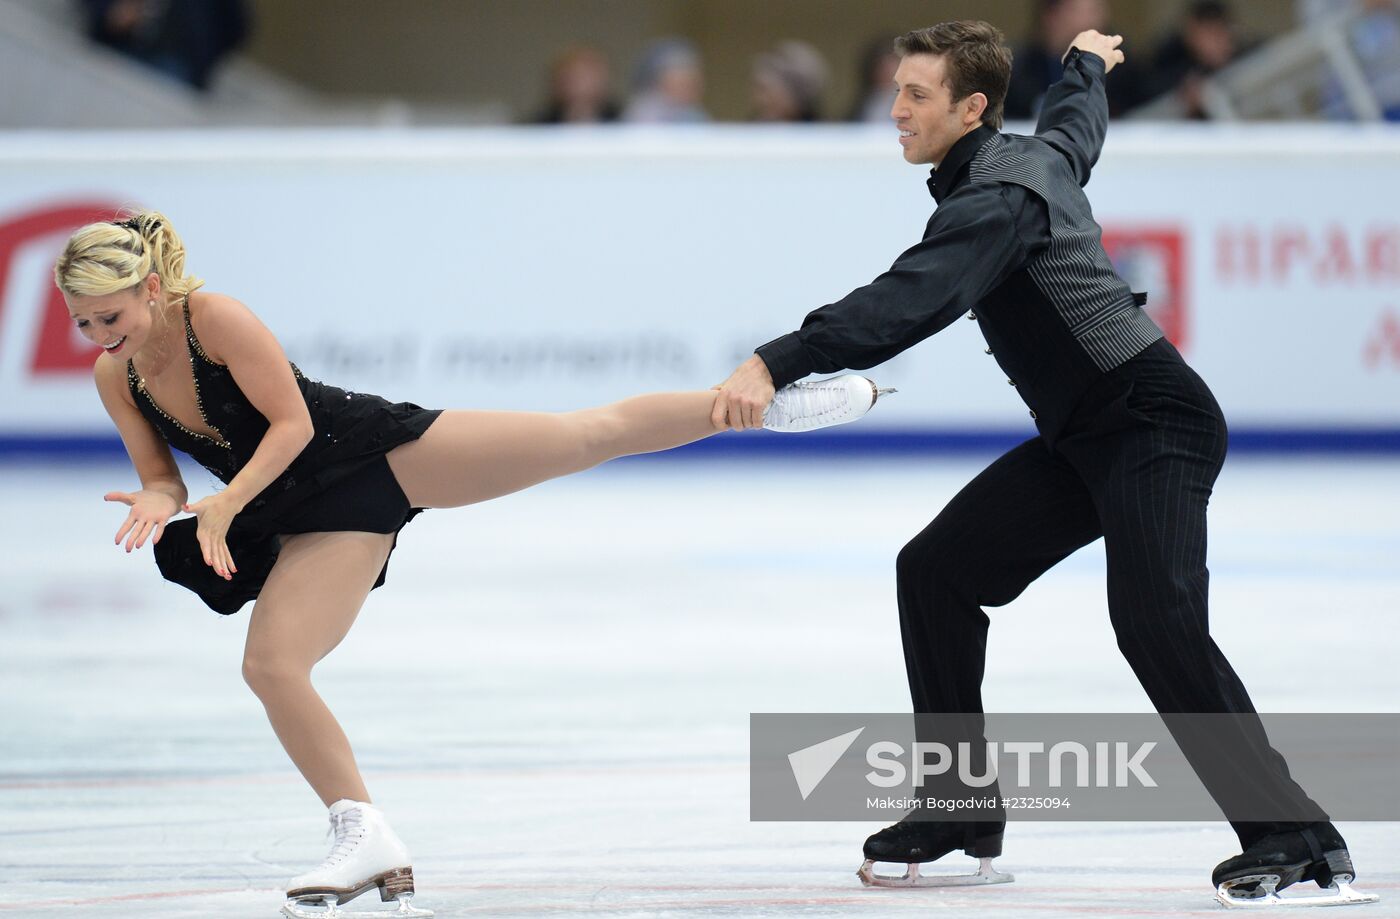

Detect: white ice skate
857,857,1014,888
281,800,433,919
763,375,894,433
1214,874,1379,909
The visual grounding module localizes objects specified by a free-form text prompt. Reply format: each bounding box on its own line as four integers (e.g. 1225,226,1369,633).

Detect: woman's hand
182,492,245,581
105,489,180,553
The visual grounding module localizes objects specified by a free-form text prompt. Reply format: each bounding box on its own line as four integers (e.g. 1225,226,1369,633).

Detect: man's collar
926,123,998,203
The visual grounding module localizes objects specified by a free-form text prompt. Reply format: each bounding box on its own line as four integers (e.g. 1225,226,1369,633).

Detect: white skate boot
763,375,894,433
281,800,433,919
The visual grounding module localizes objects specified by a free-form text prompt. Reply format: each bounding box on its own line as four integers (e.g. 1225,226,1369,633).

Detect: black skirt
154,401,443,615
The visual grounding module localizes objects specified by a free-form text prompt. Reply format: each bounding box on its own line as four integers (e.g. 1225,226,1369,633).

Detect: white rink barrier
1,125,1397,453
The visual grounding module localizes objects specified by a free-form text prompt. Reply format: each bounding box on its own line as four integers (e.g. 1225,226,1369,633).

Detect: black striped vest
967,132,1163,440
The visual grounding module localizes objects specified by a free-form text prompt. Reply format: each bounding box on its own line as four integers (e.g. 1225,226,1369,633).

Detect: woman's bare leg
388,390,722,508
242,530,394,806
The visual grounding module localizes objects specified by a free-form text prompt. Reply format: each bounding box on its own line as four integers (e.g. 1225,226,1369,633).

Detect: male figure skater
715,21,1374,907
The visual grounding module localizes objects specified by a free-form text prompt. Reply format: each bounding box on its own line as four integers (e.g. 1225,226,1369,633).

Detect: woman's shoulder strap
182,293,218,365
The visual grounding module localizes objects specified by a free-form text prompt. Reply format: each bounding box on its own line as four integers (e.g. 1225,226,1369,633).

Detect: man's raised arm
1034,30,1126,187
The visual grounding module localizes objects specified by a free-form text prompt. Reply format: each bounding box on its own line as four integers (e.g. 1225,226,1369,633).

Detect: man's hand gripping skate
714,355,894,433
712,354,776,431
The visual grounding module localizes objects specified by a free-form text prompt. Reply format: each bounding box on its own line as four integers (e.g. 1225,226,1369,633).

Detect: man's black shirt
753,48,1163,440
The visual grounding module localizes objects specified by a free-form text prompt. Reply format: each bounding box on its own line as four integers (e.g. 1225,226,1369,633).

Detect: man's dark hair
895,21,1013,130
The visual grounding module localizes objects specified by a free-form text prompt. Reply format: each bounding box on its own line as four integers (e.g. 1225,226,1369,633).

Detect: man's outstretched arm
713,182,1050,429
1035,29,1125,187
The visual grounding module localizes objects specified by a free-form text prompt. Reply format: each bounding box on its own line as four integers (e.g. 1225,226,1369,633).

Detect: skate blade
282,893,434,919
1215,874,1379,909
857,857,1013,888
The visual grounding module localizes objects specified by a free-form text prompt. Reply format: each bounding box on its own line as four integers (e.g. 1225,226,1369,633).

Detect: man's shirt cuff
1063,46,1107,74
754,332,812,389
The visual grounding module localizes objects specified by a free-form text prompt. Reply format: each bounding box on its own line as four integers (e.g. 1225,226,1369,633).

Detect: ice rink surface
2,454,1396,918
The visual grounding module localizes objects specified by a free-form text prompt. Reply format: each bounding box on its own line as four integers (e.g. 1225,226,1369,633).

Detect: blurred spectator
752,41,830,122
81,0,249,91
1003,0,1151,119
1147,1,1246,119
623,38,708,123
533,46,621,124
846,36,900,122
1300,0,1400,119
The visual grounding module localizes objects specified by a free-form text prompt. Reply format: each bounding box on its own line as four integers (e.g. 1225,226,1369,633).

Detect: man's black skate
857,820,1012,888
1212,823,1378,908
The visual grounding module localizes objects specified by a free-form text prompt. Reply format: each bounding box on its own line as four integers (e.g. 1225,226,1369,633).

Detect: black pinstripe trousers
897,340,1326,848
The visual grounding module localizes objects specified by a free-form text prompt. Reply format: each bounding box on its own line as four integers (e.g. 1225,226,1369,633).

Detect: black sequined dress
130,301,442,614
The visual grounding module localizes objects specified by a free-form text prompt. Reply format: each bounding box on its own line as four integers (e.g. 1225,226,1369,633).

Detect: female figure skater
55,212,882,919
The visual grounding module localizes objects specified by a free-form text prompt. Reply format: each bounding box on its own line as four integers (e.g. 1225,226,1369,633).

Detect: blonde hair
53,210,203,305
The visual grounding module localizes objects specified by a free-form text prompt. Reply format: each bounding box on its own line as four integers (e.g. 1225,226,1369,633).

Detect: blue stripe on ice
3,427,1400,460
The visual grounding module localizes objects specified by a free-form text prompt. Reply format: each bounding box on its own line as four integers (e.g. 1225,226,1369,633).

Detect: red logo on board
1363,309,1400,369
0,202,126,375
1102,227,1188,353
